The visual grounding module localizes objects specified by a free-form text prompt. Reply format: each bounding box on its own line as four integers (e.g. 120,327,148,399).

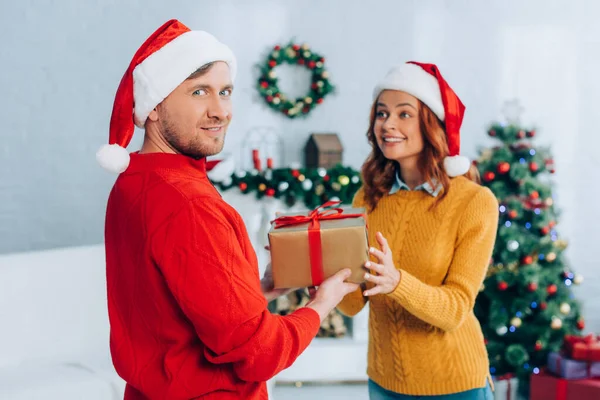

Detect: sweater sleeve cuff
289,307,321,339
389,269,420,305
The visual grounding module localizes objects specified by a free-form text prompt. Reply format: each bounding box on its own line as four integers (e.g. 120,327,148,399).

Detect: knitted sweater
104,153,320,400
337,176,499,396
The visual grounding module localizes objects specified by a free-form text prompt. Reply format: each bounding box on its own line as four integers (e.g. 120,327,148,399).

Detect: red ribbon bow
271,201,366,286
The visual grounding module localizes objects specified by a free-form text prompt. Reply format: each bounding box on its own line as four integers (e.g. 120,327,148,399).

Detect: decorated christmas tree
473,101,585,384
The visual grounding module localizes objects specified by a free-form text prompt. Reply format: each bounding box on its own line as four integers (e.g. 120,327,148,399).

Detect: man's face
155,61,233,158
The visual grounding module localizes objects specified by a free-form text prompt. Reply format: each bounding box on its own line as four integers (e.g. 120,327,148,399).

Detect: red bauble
316,98,324,104
268,60,277,68
292,44,300,51
484,171,496,182
308,61,316,69
527,282,538,292
266,188,275,197
291,169,300,178
266,95,273,103
535,341,543,351
527,130,536,138
577,320,585,330
517,130,526,139
311,83,318,90
274,45,281,51
303,107,310,114
549,221,556,228
497,162,511,174
540,226,550,235
540,302,548,310
484,338,489,345
260,81,269,89
488,129,497,137
297,59,305,65
547,284,558,295
498,281,509,291
323,175,330,182
529,162,539,172
530,191,540,199
319,57,325,63
508,210,518,219
522,256,534,265
239,183,248,191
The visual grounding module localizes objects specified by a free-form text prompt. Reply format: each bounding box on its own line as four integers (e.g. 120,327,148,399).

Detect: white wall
0,0,598,330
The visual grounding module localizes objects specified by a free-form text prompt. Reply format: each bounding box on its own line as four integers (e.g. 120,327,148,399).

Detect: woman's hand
363,232,401,296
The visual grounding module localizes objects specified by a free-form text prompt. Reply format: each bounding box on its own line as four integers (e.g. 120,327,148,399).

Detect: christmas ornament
508,210,518,219
278,181,289,192
351,175,360,184
517,130,526,139
527,282,538,292
338,175,350,186
239,182,248,191
559,303,571,315
551,317,563,330
497,162,511,174
483,171,495,182
540,302,548,310
573,274,584,285
258,183,267,192
507,240,519,252
529,162,539,172
265,188,275,197
257,42,334,119
534,341,543,351
530,191,539,200
302,179,313,191
496,326,508,336
546,252,556,262
498,281,509,291
510,317,522,328
521,255,533,265
576,319,585,330
546,198,554,207
540,226,550,235
488,129,497,137
547,284,558,295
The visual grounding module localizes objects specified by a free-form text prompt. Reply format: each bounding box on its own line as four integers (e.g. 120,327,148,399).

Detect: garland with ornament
212,163,361,210
257,42,334,119
473,120,585,389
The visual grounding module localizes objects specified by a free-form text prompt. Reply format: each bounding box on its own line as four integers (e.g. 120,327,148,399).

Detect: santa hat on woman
372,62,470,177
96,19,237,173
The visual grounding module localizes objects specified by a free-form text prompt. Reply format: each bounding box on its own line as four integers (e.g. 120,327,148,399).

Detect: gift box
491,374,518,400
563,334,600,362
530,369,600,400
547,351,600,379
268,201,369,288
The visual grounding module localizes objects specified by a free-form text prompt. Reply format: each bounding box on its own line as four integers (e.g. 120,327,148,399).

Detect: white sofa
0,245,126,400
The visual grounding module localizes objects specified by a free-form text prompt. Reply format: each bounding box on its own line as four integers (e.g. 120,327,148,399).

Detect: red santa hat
372,61,469,177
96,19,237,173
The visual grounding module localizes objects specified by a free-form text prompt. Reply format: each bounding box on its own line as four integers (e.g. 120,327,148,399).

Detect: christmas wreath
257,42,334,119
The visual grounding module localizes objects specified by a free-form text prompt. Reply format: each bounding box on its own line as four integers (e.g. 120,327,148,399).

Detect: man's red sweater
104,153,320,399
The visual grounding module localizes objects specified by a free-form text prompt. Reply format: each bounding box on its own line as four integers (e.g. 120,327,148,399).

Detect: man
97,19,358,400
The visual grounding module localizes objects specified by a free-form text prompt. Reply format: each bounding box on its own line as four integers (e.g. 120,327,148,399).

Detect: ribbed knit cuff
290,307,322,338
388,269,420,305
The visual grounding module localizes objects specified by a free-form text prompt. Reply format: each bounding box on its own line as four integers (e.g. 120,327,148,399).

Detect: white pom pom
96,144,130,173
444,155,470,177
207,157,235,182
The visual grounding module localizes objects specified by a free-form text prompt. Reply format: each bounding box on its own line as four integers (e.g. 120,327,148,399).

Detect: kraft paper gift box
268,201,369,289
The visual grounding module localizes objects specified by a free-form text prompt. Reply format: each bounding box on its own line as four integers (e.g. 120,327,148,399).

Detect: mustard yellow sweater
337,176,499,396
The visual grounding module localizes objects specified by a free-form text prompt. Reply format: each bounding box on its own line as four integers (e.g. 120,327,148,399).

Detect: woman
337,62,498,400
